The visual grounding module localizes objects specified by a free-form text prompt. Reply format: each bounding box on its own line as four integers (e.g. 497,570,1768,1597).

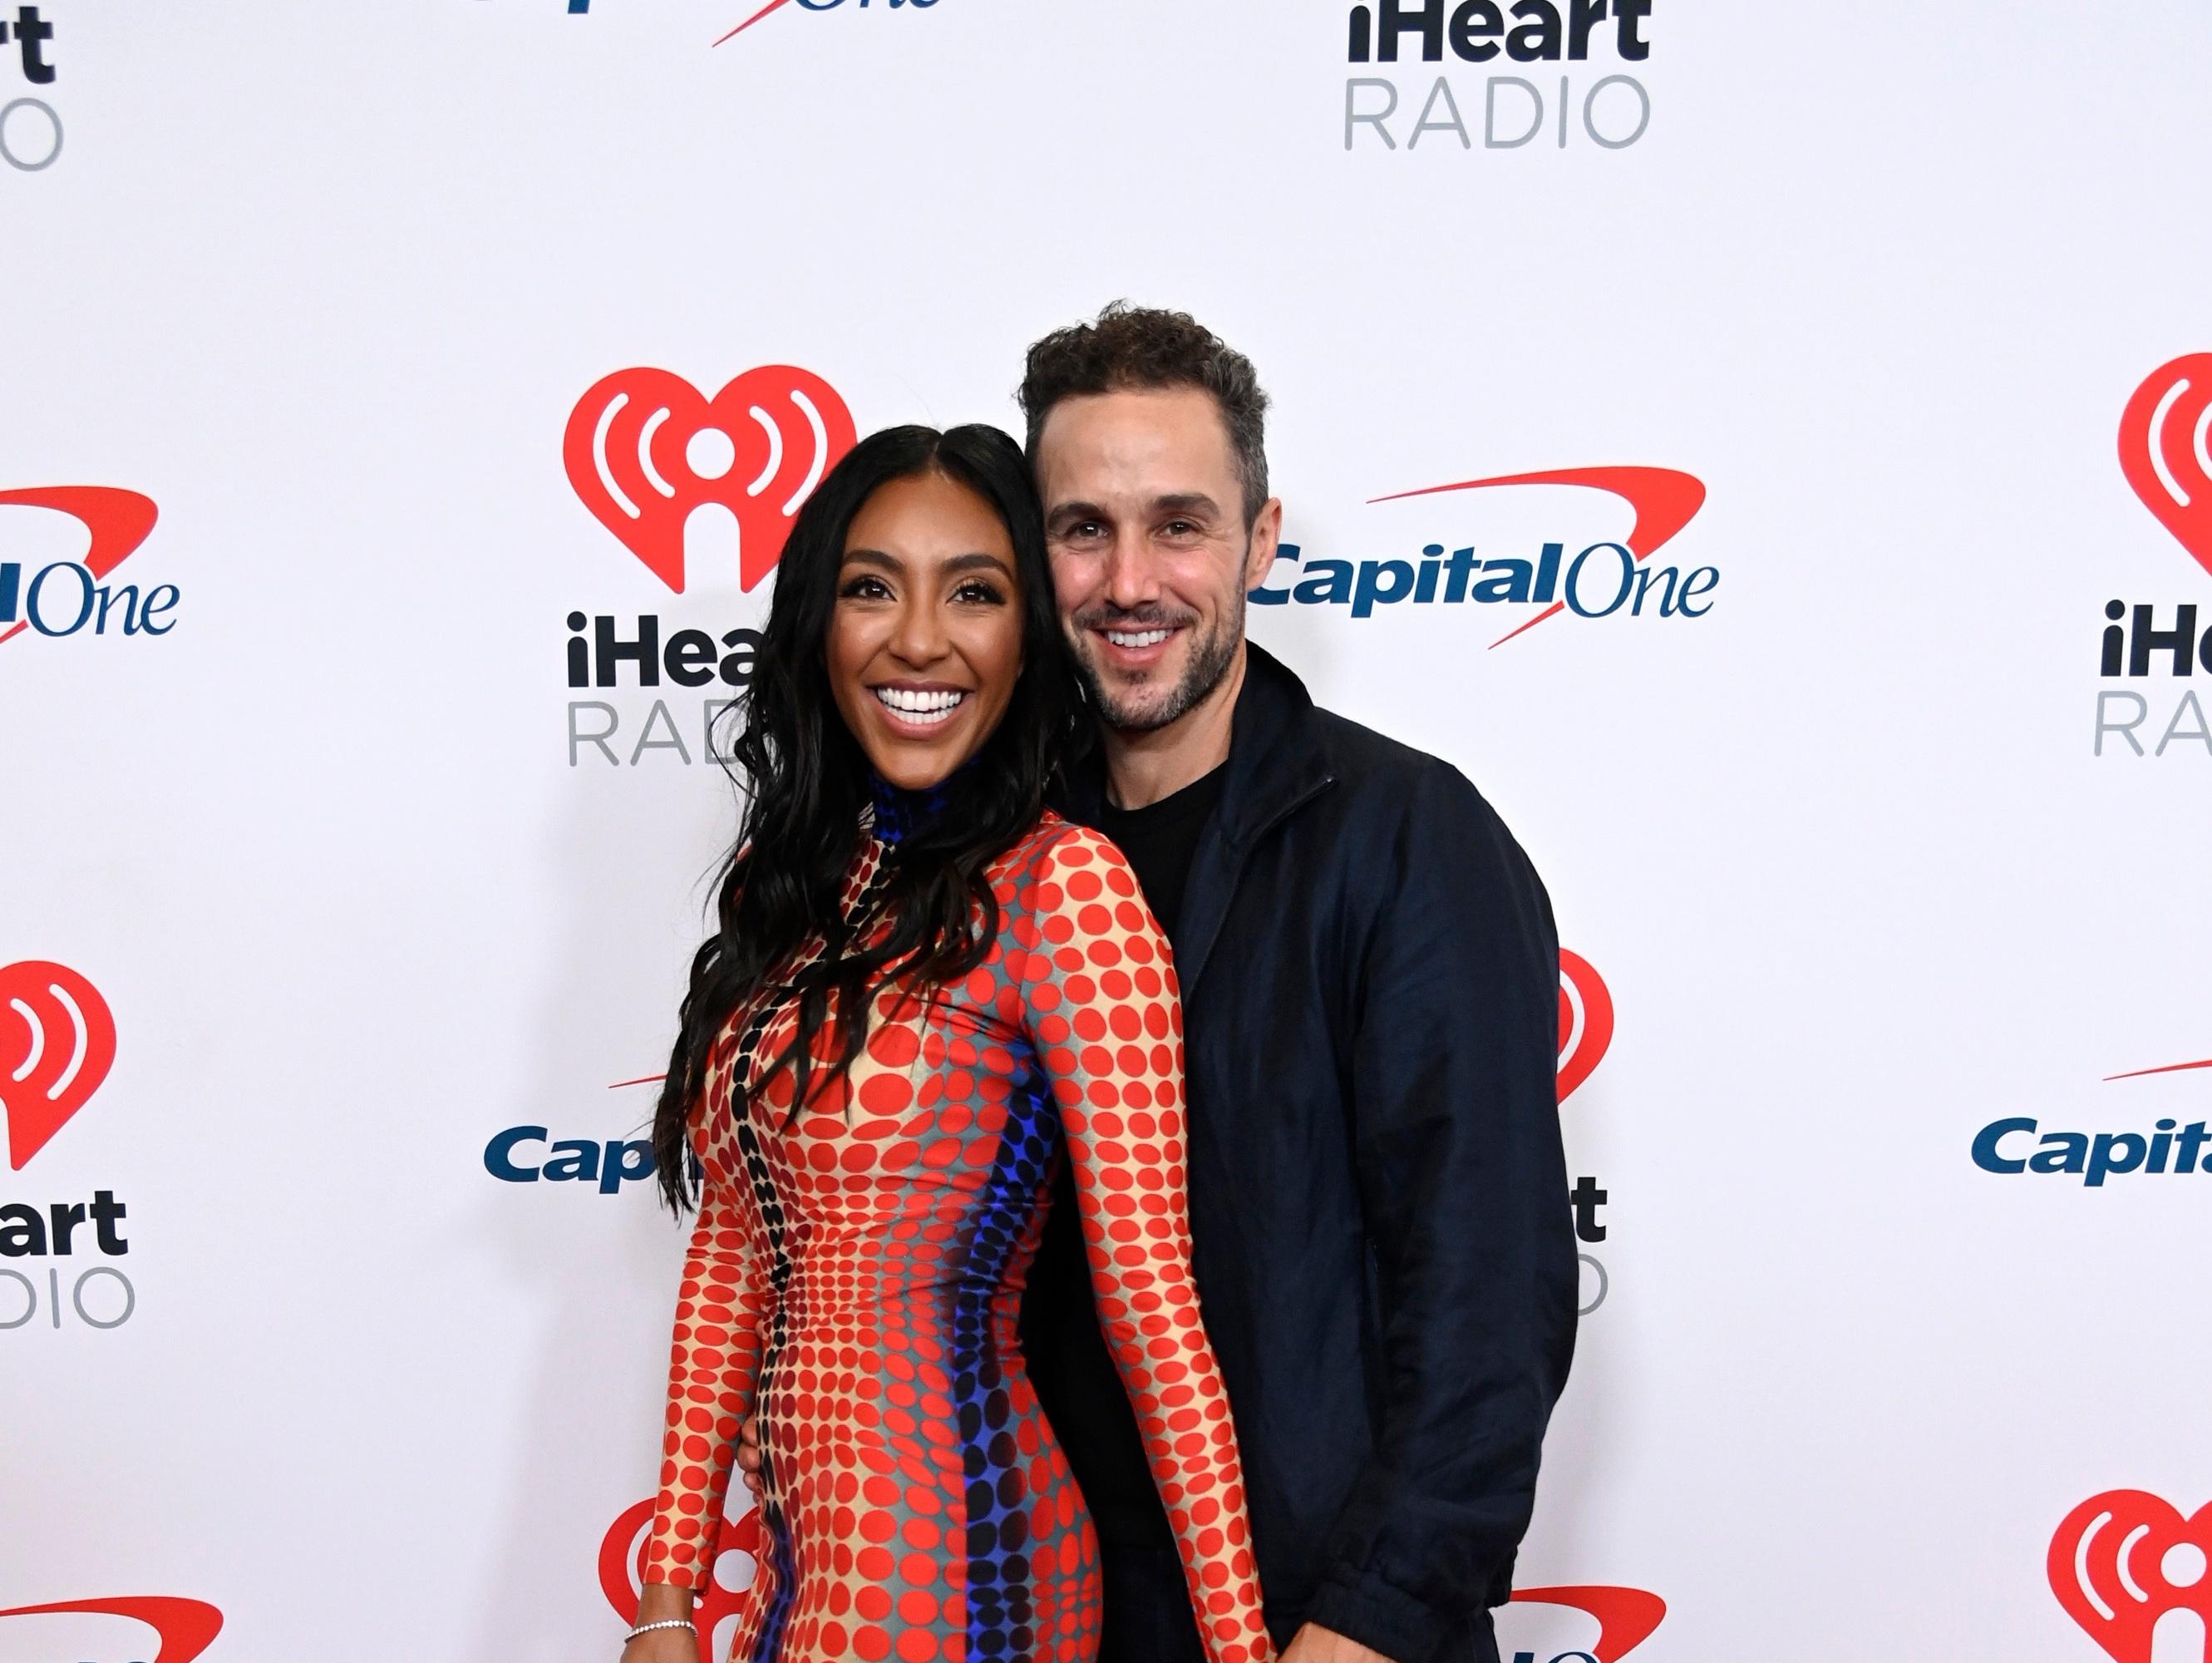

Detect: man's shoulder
1299,699,1486,818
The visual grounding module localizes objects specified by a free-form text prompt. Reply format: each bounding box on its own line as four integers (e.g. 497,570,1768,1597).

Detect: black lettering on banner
1349,0,1648,62
10,5,57,82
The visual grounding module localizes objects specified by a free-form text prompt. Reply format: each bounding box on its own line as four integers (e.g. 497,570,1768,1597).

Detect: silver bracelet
626,1617,697,1642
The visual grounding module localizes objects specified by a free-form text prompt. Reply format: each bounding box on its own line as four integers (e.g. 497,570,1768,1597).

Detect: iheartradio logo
2121,355,2212,580
599,1497,759,1663
0,960,116,1170
1558,950,1614,1105
2050,1491,2211,1661
564,367,857,596
0,1597,224,1661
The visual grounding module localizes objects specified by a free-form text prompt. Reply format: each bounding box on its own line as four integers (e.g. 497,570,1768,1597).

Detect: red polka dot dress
645,811,1273,1663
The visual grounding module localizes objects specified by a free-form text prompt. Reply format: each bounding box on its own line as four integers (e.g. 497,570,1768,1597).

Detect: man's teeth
874,688,967,726
1105,628,1171,649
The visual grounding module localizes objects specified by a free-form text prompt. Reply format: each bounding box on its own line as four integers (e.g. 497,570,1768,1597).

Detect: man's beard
1071,587,1244,733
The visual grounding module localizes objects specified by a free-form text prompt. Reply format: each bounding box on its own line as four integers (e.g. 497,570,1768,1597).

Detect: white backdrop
5,3,2211,1661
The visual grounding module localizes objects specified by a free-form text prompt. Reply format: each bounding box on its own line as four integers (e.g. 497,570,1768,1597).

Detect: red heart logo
2051,1491,2212,1661
2120,354,2212,580
1508,1586,1667,1661
600,1497,761,1663
0,960,117,1170
564,367,858,595
0,486,160,647
1558,950,1615,1105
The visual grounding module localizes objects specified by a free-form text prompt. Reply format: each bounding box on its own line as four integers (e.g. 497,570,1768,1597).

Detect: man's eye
1163,520,1200,537
1063,521,1106,541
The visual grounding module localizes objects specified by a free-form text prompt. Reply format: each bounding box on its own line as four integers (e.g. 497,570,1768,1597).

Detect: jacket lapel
1055,644,1337,997
1170,645,1336,998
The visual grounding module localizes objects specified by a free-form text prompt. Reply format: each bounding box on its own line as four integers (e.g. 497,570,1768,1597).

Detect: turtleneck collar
868,768,959,848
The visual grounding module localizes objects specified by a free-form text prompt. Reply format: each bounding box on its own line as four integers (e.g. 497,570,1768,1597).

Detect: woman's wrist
633,1581,698,1623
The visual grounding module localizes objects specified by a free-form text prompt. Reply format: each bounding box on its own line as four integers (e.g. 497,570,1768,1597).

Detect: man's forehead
1037,387,1238,501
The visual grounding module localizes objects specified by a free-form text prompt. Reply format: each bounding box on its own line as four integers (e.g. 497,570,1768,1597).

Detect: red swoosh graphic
0,486,161,646
714,0,796,44
2105,1057,2212,1083
1509,1586,1668,1661
1368,467,1707,648
0,1598,224,1661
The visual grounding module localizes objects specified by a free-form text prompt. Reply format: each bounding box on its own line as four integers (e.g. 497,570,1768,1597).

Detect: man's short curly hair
1018,303,1271,526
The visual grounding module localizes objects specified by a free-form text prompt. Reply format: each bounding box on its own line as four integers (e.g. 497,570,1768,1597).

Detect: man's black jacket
1058,644,1579,1663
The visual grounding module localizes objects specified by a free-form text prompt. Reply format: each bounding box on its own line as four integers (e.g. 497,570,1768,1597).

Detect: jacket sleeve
1021,827,1274,1663
643,1114,769,1589
1303,762,1579,1663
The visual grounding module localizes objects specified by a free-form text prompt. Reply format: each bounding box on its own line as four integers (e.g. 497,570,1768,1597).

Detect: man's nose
1101,530,1162,610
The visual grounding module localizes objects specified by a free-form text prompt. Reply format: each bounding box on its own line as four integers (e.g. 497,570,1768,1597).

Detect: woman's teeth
1105,628,1171,649
874,688,968,727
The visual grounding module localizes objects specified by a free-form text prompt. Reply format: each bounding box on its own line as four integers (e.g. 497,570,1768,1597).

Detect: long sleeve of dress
643,1121,768,1589
1017,827,1274,1663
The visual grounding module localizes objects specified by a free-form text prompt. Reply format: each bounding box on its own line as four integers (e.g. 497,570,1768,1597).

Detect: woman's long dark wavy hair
653,423,1086,1213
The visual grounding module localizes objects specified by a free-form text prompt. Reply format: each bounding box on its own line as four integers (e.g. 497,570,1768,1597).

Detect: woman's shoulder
988,813,1151,935
988,810,1131,886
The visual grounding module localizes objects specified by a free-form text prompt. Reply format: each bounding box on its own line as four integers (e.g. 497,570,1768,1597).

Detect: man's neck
1102,643,1247,811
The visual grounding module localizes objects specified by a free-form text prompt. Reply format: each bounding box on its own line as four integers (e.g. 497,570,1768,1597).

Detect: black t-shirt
1021,762,1227,1550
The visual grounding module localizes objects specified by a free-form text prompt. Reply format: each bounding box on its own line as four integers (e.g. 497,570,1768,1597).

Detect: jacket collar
1063,642,1338,993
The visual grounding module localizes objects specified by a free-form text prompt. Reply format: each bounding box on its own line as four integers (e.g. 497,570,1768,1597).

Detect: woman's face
827,469,1027,792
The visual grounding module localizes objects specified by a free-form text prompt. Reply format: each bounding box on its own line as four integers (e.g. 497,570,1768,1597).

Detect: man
743,305,1577,1663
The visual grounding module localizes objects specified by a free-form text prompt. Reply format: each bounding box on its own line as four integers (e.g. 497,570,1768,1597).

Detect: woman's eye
954,580,1007,605
840,575,892,600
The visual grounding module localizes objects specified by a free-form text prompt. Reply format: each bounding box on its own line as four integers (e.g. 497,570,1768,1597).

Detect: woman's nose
888,594,949,666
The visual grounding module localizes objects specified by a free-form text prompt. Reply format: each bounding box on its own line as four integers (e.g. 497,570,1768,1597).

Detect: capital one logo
2051,1492,2211,1661
599,1498,759,1663
564,368,856,595
1504,1584,1666,1662
1,960,116,1168
0,486,170,645
2121,355,2212,582
1256,467,1713,646
0,1597,224,1661
714,0,939,46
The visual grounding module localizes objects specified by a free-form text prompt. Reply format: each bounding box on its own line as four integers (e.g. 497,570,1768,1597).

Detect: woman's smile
869,680,972,732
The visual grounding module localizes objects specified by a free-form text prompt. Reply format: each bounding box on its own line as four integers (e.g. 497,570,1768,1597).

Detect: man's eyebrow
1047,494,1224,523
1152,493,1222,518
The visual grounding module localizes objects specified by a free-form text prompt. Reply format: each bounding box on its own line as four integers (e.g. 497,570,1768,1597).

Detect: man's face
1037,387,1280,733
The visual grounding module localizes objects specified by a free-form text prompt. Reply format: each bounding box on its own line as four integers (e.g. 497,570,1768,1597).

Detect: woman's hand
620,1583,699,1663
737,1413,764,1498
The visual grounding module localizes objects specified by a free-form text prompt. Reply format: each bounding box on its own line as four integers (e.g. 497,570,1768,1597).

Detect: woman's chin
865,746,964,792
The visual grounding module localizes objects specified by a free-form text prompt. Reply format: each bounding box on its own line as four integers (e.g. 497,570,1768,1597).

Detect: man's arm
1300,761,1579,1663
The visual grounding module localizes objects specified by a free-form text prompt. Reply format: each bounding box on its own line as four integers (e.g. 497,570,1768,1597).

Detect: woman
623,424,1272,1663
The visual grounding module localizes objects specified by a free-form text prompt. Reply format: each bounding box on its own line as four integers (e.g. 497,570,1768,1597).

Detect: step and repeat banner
3,3,2209,1661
